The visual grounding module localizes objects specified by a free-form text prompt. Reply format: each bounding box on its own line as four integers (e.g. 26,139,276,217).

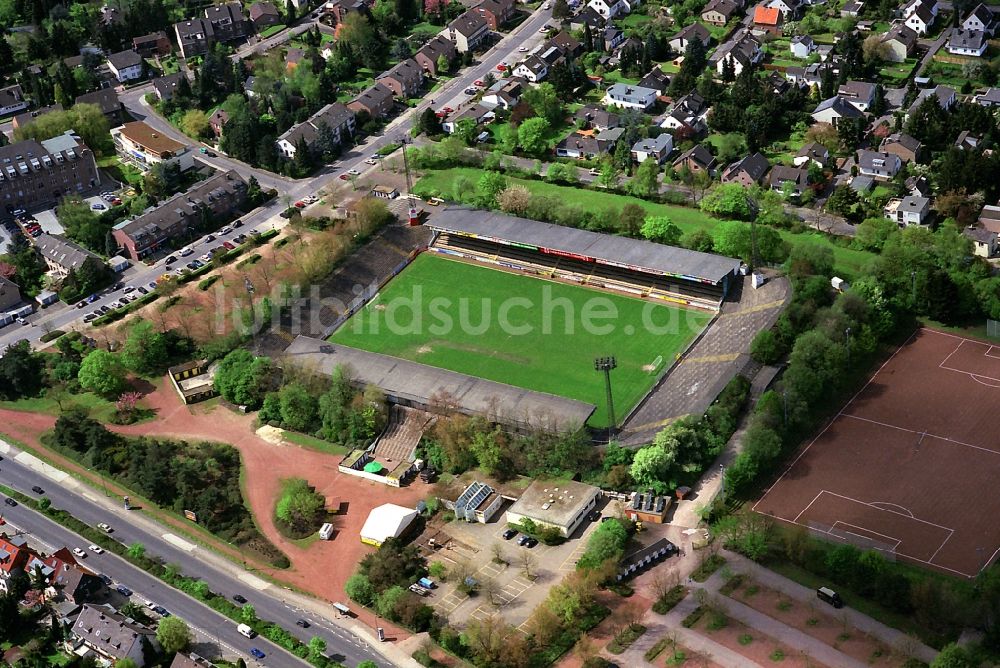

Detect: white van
319,523,334,540
237,623,256,638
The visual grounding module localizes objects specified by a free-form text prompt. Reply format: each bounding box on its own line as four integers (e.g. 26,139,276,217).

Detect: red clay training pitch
754,328,1000,578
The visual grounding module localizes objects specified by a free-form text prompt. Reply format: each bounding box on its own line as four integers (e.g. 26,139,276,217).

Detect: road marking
161,533,197,552
13,452,70,482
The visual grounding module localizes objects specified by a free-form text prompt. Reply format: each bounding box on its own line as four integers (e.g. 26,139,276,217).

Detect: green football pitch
329,254,713,427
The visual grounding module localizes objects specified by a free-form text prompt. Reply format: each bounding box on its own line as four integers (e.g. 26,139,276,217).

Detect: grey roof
797,142,829,159
107,49,143,71
417,35,457,62
963,226,995,243
948,28,985,51
837,80,875,102
965,3,996,26
174,18,213,39
75,88,122,115
575,105,620,129
35,234,100,271
813,95,864,118
605,83,658,105
516,54,547,75
284,336,596,431
427,207,740,284
850,175,874,192
638,66,670,93
12,103,63,128
770,165,808,186
73,604,155,661
507,480,600,528
0,84,24,109
726,151,770,181
674,22,711,44
352,82,394,109
632,133,672,153
673,144,716,170
377,58,423,88
883,132,921,152
152,72,186,99
791,34,815,47
975,87,1000,104
899,195,929,212
885,23,918,46
448,10,488,37
857,150,900,172
276,102,354,145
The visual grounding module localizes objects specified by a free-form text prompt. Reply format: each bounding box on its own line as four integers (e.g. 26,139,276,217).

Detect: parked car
30,486,43,494
151,605,170,617
123,285,135,293
518,46,528,52
97,522,113,532
72,548,87,558
204,234,215,242
88,544,103,554
219,226,233,235
338,174,350,180
365,158,377,165
294,201,306,208
91,203,106,210
116,585,133,596
98,573,113,585
164,255,177,265
523,537,538,548
83,313,97,323
147,282,157,290
223,241,235,250
4,498,16,507
474,79,484,87
502,528,517,540
179,247,193,256
76,301,87,309
136,286,148,295
347,168,360,176
232,219,243,228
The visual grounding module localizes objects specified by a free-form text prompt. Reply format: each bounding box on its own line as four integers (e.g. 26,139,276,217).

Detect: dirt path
0,381,429,637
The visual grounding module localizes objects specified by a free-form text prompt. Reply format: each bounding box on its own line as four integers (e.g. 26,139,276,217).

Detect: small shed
108,255,131,272
36,290,59,306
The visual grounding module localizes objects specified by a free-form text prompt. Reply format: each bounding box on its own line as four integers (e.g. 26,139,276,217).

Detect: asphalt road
0,438,390,668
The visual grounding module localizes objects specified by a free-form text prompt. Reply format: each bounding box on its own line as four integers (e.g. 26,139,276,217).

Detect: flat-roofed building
505,479,601,537
111,121,193,172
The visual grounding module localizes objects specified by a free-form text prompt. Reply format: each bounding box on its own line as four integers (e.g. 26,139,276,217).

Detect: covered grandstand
426,208,743,310
283,336,596,432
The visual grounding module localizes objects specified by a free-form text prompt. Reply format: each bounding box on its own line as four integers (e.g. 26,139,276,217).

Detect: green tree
930,644,975,668
127,542,146,560
620,203,646,236
275,478,326,534
345,573,376,606
375,585,408,618
213,349,272,409
454,118,478,146
628,159,660,197
277,382,319,432
750,329,783,365
241,602,257,624
521,83,563,124
496,123,518,153
307,636,327,659
156,616,192,654
13,103,112,155
0,340,45,400
119,320,169,375
477,170,508,206
77,350,127,397
640,216,681,245
115,660,140,668
55,197,106,251
517,117,550,156
853,216,898,252
699,184,754,220
576,518,628,570
712,220,787,264
629,439,676,491
181,109,210,139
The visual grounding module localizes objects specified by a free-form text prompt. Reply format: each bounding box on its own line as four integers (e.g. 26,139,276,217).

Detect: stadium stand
426,208,742,310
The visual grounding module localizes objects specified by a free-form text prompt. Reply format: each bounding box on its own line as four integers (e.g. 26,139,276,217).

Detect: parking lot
426,498,613,628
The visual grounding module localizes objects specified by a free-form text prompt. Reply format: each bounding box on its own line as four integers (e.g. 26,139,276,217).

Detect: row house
414,35,458,77
474,0,515,30
443,11,490,53
376,59,424,99
347,82,395,120
275,102,355,159
132,31,171,57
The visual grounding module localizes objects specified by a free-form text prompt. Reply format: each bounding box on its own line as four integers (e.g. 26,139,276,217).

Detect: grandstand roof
283,336,596,431
427,208,742,284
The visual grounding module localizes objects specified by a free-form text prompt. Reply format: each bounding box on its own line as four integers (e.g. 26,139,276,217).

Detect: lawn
329,253,712,427
415,167,875,279
259,24,285,38
282,430,350,455
1,391,119,422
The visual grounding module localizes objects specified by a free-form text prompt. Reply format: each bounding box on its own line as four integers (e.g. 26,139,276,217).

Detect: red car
338,174,349,180
496,63,507,72
294,201,306,208
223,241,235,250
435,110,447,118
474,79,484,87
442,106,453,113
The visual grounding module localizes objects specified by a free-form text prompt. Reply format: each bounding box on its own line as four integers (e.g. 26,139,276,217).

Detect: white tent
360,504,418,547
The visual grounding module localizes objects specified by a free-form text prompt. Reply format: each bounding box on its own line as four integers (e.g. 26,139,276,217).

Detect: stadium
287,208,743,433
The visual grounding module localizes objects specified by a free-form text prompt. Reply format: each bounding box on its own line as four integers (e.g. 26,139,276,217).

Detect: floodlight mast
594,356,617,436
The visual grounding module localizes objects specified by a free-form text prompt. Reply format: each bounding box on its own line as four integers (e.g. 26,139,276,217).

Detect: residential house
569,6,605,31
275,102,355,159
955,130,980,150
881,24,917,62
376,59,424,99
905,3,934,33
414,35,458,76
0,534,33,592
347,82,395,119
152,73,186,101
209,109,228,138
964,226,997,257
638,66,671,95
884,195,930,226
841,0,864,16
811,95,864,127
574,105,620,131
481,79,524,110
906,174,932,198
947,28,986,56
980,204,1000,235
767,0,800,19
0,85,28,116
752,4,783,35
71,605,158,667
669,23,711,52
12,104,63,131
106,49,144,83
0,133,100,212
112,170,247,260
856,149,901,180
549,31,583,58
880,132,921,163
907,84,956,118
790,34,815,58
0,276,18,312
793,142,830,168
50,564,104,605
712,30,762,76
173,19,214,59
702,0,740,25
35,234,103,278
837,80,876,112
769,165,809,196
75,89,125,124
475,0,515,30
205,2,249,42
249,2,282,28
170,654,216,668
631,133,674,164
442,104,493,133
722,152,770,186
672,144,716,175
443,11,490,52
555,128,624,158
511,55,545,82
588,0,633,19
660,91,710,136
323,0,365,24
603,83,658,110
603,26,625,50
963,3,998,35
975,87,1000,106
112,121,193,172
132,31,171,57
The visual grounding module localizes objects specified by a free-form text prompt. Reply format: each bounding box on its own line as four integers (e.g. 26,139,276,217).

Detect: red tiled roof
754,5,781,24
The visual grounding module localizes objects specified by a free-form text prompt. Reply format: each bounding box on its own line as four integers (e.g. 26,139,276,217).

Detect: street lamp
594,356,617,435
